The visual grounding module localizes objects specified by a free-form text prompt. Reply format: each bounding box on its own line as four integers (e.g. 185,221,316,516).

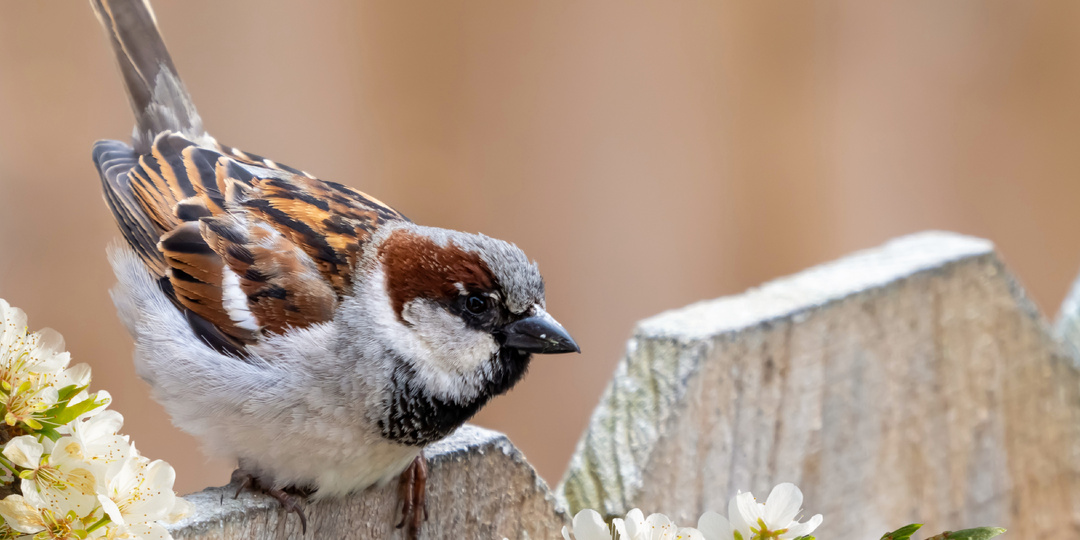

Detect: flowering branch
0,299,188,540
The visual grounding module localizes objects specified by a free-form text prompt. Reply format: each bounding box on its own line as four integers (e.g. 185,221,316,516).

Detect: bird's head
340,224,577,427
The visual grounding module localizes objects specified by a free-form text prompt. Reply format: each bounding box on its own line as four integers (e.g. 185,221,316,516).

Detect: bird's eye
465,294,488,315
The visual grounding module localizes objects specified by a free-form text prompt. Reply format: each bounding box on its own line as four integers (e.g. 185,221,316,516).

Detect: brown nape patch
378,230,496,321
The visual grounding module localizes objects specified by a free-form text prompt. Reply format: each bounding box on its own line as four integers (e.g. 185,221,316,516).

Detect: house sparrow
89,0,579,537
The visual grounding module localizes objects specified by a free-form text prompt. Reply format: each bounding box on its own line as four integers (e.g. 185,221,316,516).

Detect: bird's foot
396,454,429,540
230,469,309,535
268,487,308,534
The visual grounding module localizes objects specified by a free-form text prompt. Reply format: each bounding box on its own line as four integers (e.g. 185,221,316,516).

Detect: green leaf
36,426,60,442
50,393,108,426
55,384,88,404
40,392,109,431
882,524,923,540
793,536,816,540
925,527,1006,540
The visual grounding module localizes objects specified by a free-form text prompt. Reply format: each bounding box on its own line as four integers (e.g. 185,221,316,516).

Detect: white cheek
343,264,496,401
401,299,499,375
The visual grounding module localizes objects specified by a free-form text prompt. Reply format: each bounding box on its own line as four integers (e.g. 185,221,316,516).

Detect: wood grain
559,232,1080,539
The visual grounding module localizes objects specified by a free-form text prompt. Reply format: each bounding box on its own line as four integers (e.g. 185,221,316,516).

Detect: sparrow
88,0,579,537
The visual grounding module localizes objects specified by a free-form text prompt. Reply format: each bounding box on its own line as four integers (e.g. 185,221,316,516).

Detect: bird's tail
90,0,205,153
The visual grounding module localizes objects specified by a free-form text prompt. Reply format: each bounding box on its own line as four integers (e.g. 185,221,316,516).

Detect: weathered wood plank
168,425,568,539
558,231,1080,539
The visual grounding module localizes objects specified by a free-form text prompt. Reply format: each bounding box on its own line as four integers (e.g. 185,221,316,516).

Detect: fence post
559,231,1080,539
166,425,569,539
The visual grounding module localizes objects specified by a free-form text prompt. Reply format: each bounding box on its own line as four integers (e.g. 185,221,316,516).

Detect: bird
88,0,579,537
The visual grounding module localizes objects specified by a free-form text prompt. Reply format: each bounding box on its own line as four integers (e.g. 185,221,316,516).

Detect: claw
232,472,253,500
269,487,308,535
230,469,309,535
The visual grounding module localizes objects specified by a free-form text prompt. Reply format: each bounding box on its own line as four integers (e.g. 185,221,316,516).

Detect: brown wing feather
93,131,408,347
201,214,337,334
217,143,408,294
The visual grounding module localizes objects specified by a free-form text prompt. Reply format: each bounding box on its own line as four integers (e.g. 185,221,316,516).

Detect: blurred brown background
2,1,1080,495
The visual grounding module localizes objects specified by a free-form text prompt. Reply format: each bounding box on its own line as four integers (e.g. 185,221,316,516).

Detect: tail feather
93,140,166,275
90,0,205,152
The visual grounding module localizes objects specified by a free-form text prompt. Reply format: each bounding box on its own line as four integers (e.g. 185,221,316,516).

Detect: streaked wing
94,131,409,350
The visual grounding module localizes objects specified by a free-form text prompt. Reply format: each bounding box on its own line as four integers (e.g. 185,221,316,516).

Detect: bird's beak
502,309,580,354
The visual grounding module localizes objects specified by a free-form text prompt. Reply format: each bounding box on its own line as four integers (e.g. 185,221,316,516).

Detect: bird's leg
396,462,415,528
230,468,309,535
395,453,429,540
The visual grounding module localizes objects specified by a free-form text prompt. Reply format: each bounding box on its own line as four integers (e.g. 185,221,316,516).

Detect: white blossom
563,508,704,540
44,362,92,396
97,456,177,528
19,328,71,376
631,512,703,540
0,298,182,540
0,301,67,430
614,508,646,539
4,436,98,517
0,300,70,381
698,493,745,540
729,483,822,540
0,493,86,538
60,409,132,469
562,509,610,540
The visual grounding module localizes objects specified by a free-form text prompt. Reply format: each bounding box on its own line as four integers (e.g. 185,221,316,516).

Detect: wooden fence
167,231,1080,539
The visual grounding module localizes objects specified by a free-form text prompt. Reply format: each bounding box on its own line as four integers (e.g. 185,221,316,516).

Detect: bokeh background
2,1,1080,494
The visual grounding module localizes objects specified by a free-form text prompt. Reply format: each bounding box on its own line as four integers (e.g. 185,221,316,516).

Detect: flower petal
764,483,803,527
83,410,124,439
3,435,43,469
0,308,27,363
0,300,27,349
697,511,734,540
37,385,59,408
645,513,678,540
727,493,750,539
624,508,647,539
62,362,93,388
734,491,763,529
98,494,125,526
572,509,609,540
0,495,43,534
784,514,823,538
24,328,70,374
676,527,706,540
53,437,88,466
612,518,629,539
121,459,176,523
